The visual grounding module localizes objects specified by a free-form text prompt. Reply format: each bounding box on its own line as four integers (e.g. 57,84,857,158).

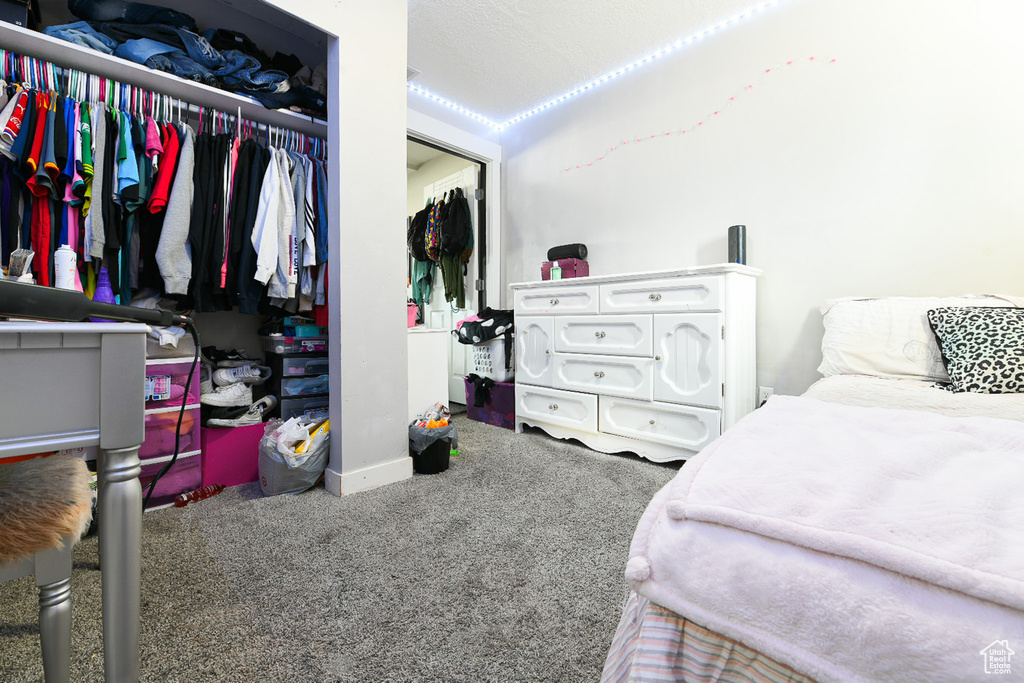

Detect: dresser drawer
281,374,330,397
279,355,329,377
599,396,720,452
515,384,597,432
552,353,653,400
599,275,723,313
554,315,652,357
514,284,599,315
279,395,329,421
141,407,200,460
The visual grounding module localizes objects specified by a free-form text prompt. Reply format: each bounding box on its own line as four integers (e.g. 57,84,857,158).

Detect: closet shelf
0,21,327,138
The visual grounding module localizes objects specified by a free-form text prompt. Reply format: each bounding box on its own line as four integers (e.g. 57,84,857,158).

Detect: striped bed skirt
601,591,816,683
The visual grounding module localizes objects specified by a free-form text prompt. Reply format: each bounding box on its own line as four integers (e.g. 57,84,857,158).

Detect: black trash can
408,422,457,474
412,437,451,474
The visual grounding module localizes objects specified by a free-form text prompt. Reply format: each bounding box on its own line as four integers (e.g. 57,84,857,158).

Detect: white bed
602,295,1024,683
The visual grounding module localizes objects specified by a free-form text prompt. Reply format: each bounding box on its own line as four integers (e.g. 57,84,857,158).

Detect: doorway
407,138,485,405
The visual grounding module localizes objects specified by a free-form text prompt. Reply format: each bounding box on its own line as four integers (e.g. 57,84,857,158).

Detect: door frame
407,109,503,309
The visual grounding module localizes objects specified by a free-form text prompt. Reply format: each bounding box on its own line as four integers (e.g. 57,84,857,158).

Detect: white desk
0,322,146,682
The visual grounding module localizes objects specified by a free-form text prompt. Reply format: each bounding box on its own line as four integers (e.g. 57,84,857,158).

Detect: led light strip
407,0,784,131
407,83,500,128
560,56,836,172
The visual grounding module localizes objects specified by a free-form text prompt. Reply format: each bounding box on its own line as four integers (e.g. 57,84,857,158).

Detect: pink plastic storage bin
140,454,202,509
408,304,418,327
141,407,200,460
201,421,265,488
145,359,200,410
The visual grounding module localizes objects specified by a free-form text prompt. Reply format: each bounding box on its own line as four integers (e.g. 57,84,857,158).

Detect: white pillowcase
817,295,1024,382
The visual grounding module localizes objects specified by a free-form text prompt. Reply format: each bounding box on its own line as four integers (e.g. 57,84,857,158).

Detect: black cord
143,319,200,511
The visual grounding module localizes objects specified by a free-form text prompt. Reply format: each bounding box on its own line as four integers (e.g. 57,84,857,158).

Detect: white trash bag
258,417,331,496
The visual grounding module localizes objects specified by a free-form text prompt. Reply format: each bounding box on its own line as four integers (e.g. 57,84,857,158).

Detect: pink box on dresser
200,422,267,488
541,258,589,280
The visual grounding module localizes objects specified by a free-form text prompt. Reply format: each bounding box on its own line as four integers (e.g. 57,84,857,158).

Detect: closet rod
0,21,327,138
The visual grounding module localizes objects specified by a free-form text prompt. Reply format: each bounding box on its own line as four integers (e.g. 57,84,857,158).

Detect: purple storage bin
464,378,515,430
140,454,202,509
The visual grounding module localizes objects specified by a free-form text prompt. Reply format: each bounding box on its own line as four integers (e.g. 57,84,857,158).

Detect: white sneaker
200,382,253,407
206,396,278,427
213,363,272,387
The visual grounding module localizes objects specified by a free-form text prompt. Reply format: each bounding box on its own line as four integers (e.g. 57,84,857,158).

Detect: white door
423,166,479,403
516,317,555,386
653,313,723,409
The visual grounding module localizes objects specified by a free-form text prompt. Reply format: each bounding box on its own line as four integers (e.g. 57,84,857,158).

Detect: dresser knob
594,331,606,338
648,292,663,301
550,404,559,411
550,298,559,305
655,355,662,361
594,371,605,378
649,420,656,425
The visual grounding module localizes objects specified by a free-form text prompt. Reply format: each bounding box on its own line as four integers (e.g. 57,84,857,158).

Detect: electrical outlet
758,386,775,407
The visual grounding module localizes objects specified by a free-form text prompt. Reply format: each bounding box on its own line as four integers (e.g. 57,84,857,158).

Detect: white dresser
511,264,760,462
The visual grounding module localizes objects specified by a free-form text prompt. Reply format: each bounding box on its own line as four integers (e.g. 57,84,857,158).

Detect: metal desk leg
98,445,141,683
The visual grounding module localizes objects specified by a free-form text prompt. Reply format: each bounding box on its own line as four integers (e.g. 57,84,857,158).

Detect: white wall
500,0,1024,395
263,0,411,494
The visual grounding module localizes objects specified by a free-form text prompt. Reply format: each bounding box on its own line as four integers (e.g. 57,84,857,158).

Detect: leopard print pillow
927,307,1024,394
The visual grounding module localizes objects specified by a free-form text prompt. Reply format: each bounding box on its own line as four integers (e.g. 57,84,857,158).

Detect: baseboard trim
324,456,412,496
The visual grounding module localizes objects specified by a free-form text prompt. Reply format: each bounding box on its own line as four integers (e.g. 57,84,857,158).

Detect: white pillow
817,295,1024,382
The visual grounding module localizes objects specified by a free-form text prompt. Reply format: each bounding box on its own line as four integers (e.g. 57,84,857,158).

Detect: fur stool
1,454,94,683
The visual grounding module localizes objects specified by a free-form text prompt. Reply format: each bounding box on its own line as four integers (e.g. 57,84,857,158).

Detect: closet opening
407,136,487,407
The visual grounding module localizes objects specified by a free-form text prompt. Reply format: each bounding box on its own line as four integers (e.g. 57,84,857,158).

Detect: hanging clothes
0,52,328,317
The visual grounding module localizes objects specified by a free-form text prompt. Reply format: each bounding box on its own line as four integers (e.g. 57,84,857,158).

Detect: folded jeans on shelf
68,0,197,30
43,22,119,54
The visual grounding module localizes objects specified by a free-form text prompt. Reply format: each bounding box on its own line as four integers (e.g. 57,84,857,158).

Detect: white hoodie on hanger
251,146,282,286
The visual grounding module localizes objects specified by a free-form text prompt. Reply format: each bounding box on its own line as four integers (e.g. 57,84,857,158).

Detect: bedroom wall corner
499,0,1024,395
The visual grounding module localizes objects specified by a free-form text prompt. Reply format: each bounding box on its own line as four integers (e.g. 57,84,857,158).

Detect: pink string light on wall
561,56,837,173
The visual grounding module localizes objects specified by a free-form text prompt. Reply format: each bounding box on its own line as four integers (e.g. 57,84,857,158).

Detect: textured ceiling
408,0,767,123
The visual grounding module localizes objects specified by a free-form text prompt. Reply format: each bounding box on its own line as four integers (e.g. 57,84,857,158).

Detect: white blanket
628,396,1024,682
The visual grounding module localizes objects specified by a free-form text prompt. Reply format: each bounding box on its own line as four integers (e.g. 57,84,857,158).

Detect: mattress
603,379,1024,683
804,374,1024,420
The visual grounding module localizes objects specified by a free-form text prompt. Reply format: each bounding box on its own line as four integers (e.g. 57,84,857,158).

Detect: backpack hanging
407,201,433,262
424,196,444,262
441,187,473,263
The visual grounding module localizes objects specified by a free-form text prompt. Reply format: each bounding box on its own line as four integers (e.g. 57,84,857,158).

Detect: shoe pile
206,396,278,428
200,347,277,427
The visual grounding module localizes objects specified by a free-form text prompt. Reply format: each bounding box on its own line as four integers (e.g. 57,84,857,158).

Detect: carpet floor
0,415,678,682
